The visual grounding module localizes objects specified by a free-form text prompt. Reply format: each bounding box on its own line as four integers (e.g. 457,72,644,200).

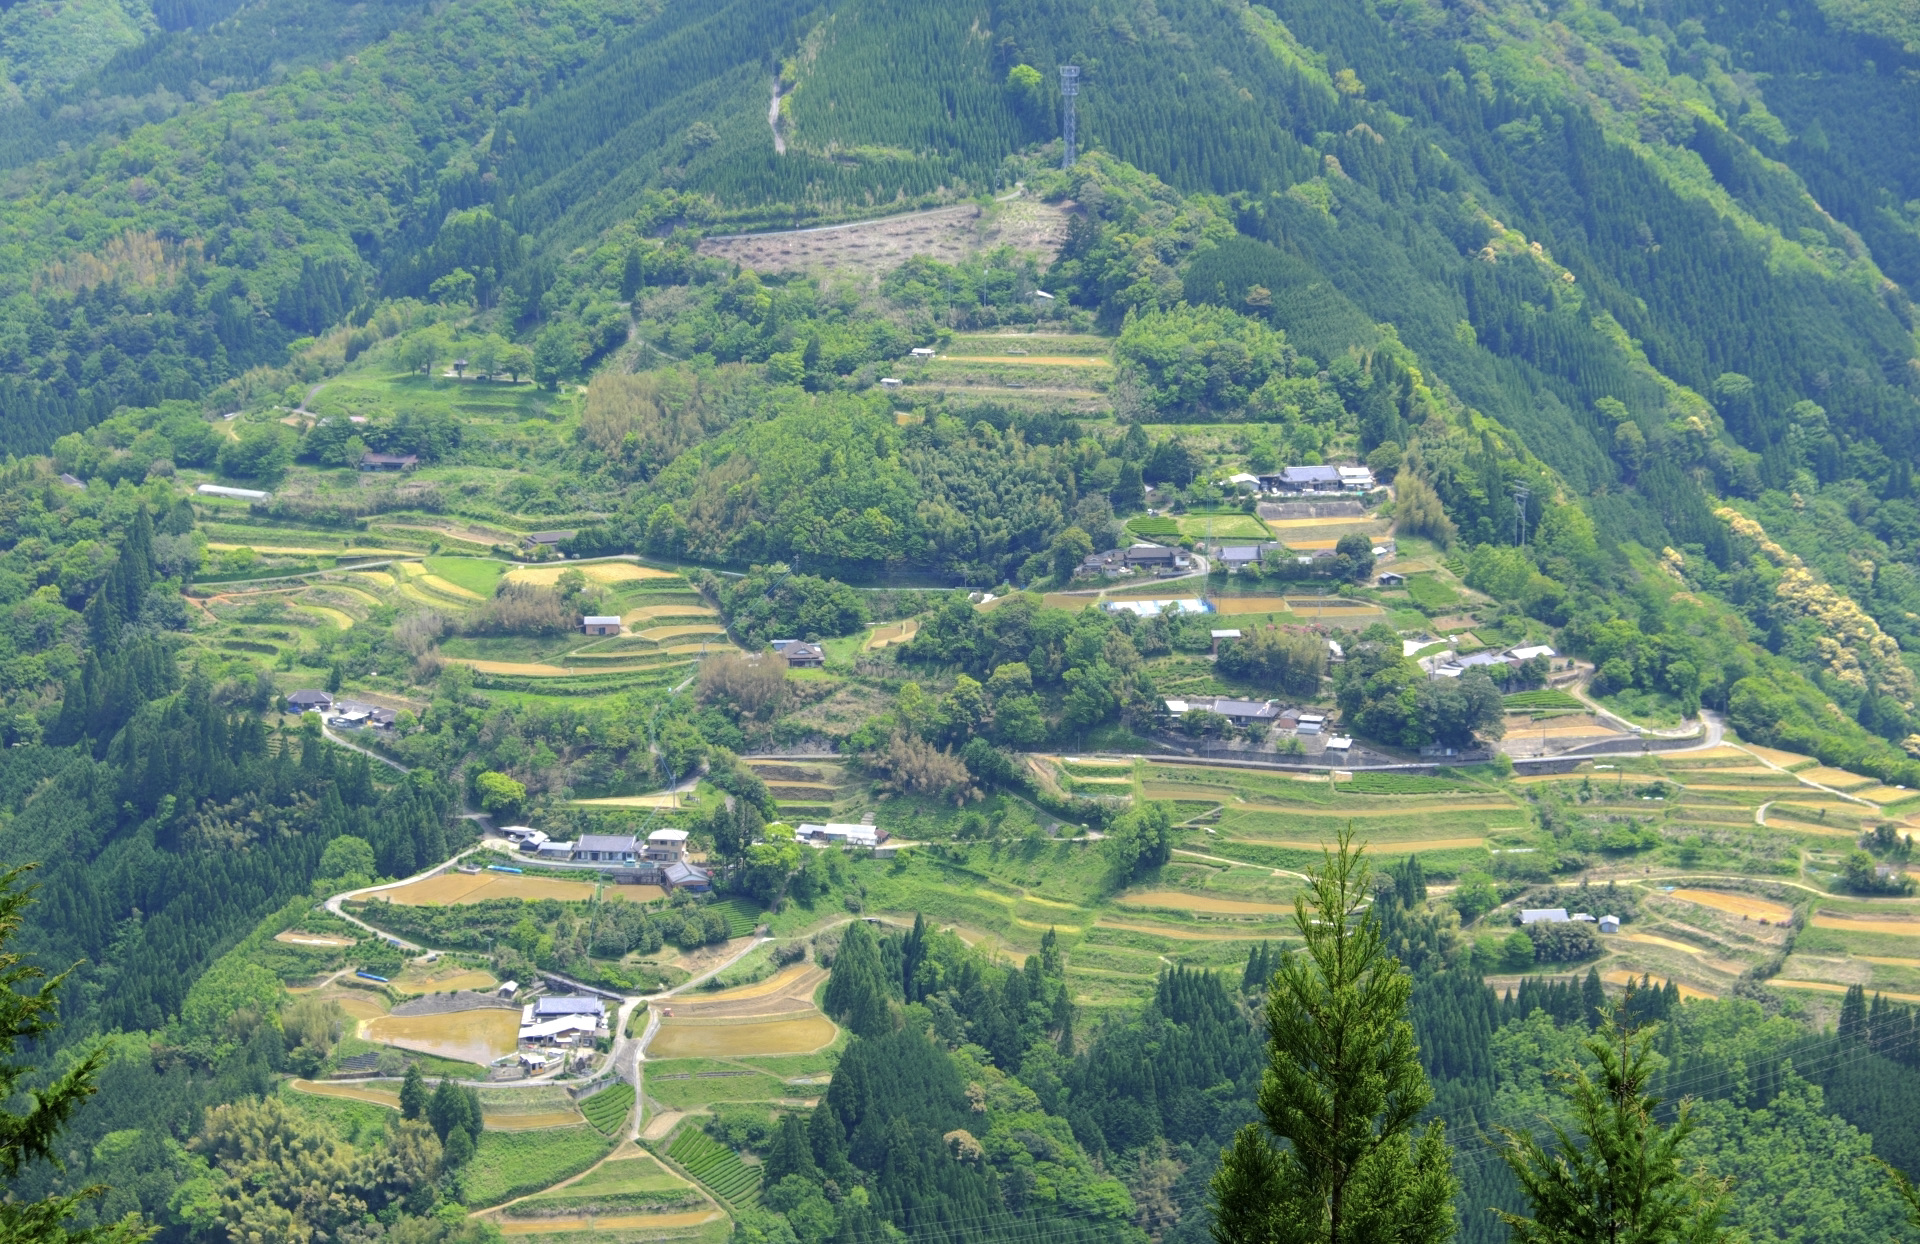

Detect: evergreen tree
1581,968,1606,1032
0,865,152,1244
765,1112,818,1184
1496,1015,1730,1244
823,921,891,1038
399,1063,427,1120
1211,825,1455,1244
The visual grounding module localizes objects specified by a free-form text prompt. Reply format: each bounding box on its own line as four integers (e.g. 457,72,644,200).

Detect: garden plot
372,873,603,905
391,965,499,996
1812,913,1920,937
481,1087,589,1131
291,1080,402,1108
672,963,826,1016
275,930,357,948
364,1007,519,1064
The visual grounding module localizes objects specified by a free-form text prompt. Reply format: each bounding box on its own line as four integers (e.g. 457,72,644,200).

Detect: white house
1520,908,1570,925
798,823,886,849
644,829,688,864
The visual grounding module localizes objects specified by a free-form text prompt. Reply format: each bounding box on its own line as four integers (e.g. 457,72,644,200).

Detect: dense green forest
9,0,1920,1239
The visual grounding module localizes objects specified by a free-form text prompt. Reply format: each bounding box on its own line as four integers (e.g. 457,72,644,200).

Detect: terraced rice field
1667,890,1794,922
572,793,683,810
1620,932,1709,955
486,1108,589,1131
391,968,499,995
666,1127,761,1206
1771,979,1920,1003
506,562,679,586
364,1008,519,1064
291,1080,401,1107
866,619,919,649
1114,890,1293,915
1209,596,1297,615
373,873,603,905
625,604,719,622
649,1015,837,1058
1095,919,1273,940
1812,914,1920,937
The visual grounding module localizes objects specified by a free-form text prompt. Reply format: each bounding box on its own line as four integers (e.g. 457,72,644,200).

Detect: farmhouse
329,700,395,729
771,639,825,667
1265,465,1341,493
521,530,576,549
1217,545,1269,572
535,840,576,860
1210,629,1241,653
1337,466,1375,491
286,690,333,712
519,996,606,1045
574,834,638,865
358,452,419,472
1123,543,1189,571
643,829,688,864
581,615,621,636
1520,908,1570,925
1378,571,1407,586
1220,472,1262,490
797,823,888,849
1163,696,1282,723
1077,549,1129,578
662,861,712,891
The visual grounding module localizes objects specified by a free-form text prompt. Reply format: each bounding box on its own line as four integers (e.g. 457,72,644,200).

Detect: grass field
1504,690,1586,712
666,1127,761,1207
465,1126,617,1208
505,1149,703,1218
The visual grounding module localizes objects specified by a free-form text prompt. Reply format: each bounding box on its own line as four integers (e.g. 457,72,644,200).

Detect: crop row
668,1127,761,1204
581,1083,635,1134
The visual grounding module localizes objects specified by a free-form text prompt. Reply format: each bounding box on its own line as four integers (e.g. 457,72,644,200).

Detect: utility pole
1059,66,1080,168
1510,483,1531,547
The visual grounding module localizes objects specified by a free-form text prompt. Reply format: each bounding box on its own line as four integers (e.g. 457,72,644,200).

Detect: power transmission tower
1059,66,1080,168
1510,483,1531,546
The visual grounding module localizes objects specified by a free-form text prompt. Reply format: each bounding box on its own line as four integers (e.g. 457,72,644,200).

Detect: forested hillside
8,0,1920,1240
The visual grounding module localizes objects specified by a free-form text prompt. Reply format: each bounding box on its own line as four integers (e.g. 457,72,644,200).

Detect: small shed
582,615,621,636
358,452,419,472
1520,908,1570,925
1598,915,1621,934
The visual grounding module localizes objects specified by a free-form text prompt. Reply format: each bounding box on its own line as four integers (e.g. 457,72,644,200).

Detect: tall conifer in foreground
1211,824,1456,1244
1494,1009,1730,1244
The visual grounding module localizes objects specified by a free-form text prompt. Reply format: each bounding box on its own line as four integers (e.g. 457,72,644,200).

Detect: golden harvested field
1664,746,1756,763
498,1210,725,1236
353,571,396,586
867,619,919,649
1210,597,1297,615
443,658,680,677
206,543,414,556
375,873,602,905
649,1014,838,1058
392,969,499,996
330,992,390,1021
365,1008,519,1064
291,1081,401,1107
506,562,678,586
1604,971,1716,1000
1799,767,1875,789
637,624,726,641
296,605,355,628
275,930,356,947
1095,919,1274,941
625,604,718,622
677,963,821,1007
1812,914,1920,937
1666,890,1794,921
1737,745,1817,769
1226,836,1487,853
573,793,683,811
1772,979,1920,1003
1116,890,1293,915
1856,785,1919,805
1620,932,1708,955
1859,955,1920,967
485,1109,587,1131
